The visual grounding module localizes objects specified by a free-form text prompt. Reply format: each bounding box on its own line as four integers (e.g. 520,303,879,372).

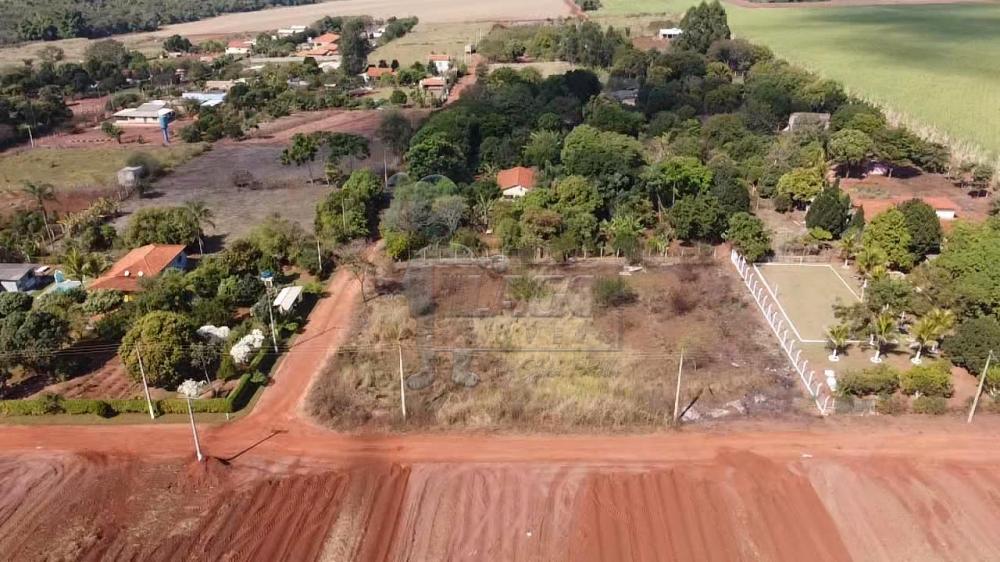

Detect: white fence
730,249,836,416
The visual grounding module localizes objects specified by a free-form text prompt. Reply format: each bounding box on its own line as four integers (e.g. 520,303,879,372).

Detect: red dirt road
3,258,1000,560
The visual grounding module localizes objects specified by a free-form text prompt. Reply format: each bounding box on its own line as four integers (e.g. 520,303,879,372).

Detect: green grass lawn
596,0,1000,162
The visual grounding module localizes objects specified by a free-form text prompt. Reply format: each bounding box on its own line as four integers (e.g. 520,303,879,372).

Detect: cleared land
755,263,859,342
370,22,486,66
307,261,798,430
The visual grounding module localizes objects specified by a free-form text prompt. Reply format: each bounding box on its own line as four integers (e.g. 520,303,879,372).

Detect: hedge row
0,374,258,418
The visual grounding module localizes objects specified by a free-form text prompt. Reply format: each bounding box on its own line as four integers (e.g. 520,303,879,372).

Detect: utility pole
315,238,323,275
179,380,204,462
672,351,685,425
968,350,994,424
398,343,407,419
135,344,156,420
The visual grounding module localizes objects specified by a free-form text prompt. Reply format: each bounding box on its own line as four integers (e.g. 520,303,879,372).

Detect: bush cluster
912,395,948,415
838,364,899,396
0,374,258,417
898,362,953,397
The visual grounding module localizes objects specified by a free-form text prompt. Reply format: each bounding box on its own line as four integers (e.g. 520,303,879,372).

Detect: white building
112,101,175,126
429,54,451,74
658,27,683,39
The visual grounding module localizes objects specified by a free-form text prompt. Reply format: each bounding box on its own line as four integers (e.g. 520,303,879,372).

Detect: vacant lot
308,261,799,430
370,21,486,66
115,109,423,242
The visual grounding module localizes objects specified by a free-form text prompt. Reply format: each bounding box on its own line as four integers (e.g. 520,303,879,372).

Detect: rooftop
0,263,41,281
428,54,451,61
89,244,186,292
420,77,446,87
497,166,537,190
313,32,340,44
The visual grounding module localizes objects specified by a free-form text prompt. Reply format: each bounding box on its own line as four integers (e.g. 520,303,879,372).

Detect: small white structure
225,39,253,56
273,285,304,315
182,91,226,107
277,25,307,37
658,27,683,39
429,53,451,73
112,100,175,126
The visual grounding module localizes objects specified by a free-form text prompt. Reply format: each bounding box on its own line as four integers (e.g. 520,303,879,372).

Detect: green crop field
595,0,1000,162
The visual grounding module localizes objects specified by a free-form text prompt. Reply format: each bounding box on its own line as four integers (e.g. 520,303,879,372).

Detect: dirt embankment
4,444,1000,561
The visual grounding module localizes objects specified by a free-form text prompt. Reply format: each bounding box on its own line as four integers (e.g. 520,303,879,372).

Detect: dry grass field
307,261,801,430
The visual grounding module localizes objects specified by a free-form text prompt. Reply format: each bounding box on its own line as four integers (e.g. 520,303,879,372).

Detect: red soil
3,249,1000,559
727,0,983,7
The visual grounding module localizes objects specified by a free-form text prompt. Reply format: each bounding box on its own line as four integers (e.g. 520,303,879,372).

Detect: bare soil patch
727,0,984,8
307,261,800,431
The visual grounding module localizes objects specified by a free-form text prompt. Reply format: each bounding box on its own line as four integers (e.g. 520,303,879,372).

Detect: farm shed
497,166,537,198
273,285,304,314
112,101,175,126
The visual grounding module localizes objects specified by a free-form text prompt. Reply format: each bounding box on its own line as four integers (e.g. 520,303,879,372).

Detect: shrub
508,276,549,302
593,277,637,308
875,394,908,415
0,292,32,317
125,151,164,178
899,362,953,397
83,290,125,315
773,193,792,213
912,395,948,415
838,364,900,397
943,317,1000,374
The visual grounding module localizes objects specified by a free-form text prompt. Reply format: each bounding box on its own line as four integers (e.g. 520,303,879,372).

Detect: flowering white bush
229,329,265,365
197,325,231,342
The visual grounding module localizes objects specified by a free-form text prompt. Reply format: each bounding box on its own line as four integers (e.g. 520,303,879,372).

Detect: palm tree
183,200,215,255
836,235,859,268
855,245,888,278
826,323,850,362
924,307,956,353
62,248,105,282
21,181,56,242
909,315,938,365
870,311,898,364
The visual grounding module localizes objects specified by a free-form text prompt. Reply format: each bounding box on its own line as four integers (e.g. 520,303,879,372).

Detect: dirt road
3,259,1000,560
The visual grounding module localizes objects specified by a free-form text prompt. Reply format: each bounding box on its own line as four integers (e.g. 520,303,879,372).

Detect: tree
163,34,193,53
668,194,726,242
600,214,643,259
910,314,942,365
281,133,321,182
944,316,1000,374
120,311,195,388
340,17,369,75
190,340,222,386
0,292,32,318
862,208,914,271
776,168,824,207
0,310,70,375
805,186,850,237
896,198,942,259
855,245,888,278
389,89,407,105
826,323,850,361
339,249,376,303
405,132,468,180
124,207,199,248
644,156,713,211
675,0,731,54
523,130,562,167
870,311,898,364
315,169,383,243
725,212,771,262
101,120,123,143
322,132,370,182
377,111,414,155
62,247,105,281
827,128,874,176
560,124,644,183
183,200,215,255
20,181,55,242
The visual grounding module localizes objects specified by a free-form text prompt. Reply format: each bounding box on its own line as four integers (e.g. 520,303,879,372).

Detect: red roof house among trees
89,244,188,292
497,166,537,198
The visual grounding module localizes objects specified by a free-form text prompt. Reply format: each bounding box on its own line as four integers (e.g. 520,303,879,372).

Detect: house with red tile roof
225,39,253,56
362,65,396,83
497,166,537,198
428,53,451,73
419,76,447,99
311,32,340,48
851,196,959,221
89,244,188,292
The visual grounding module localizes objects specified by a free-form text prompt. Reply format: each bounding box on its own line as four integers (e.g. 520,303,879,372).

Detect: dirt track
3,259,1000,560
